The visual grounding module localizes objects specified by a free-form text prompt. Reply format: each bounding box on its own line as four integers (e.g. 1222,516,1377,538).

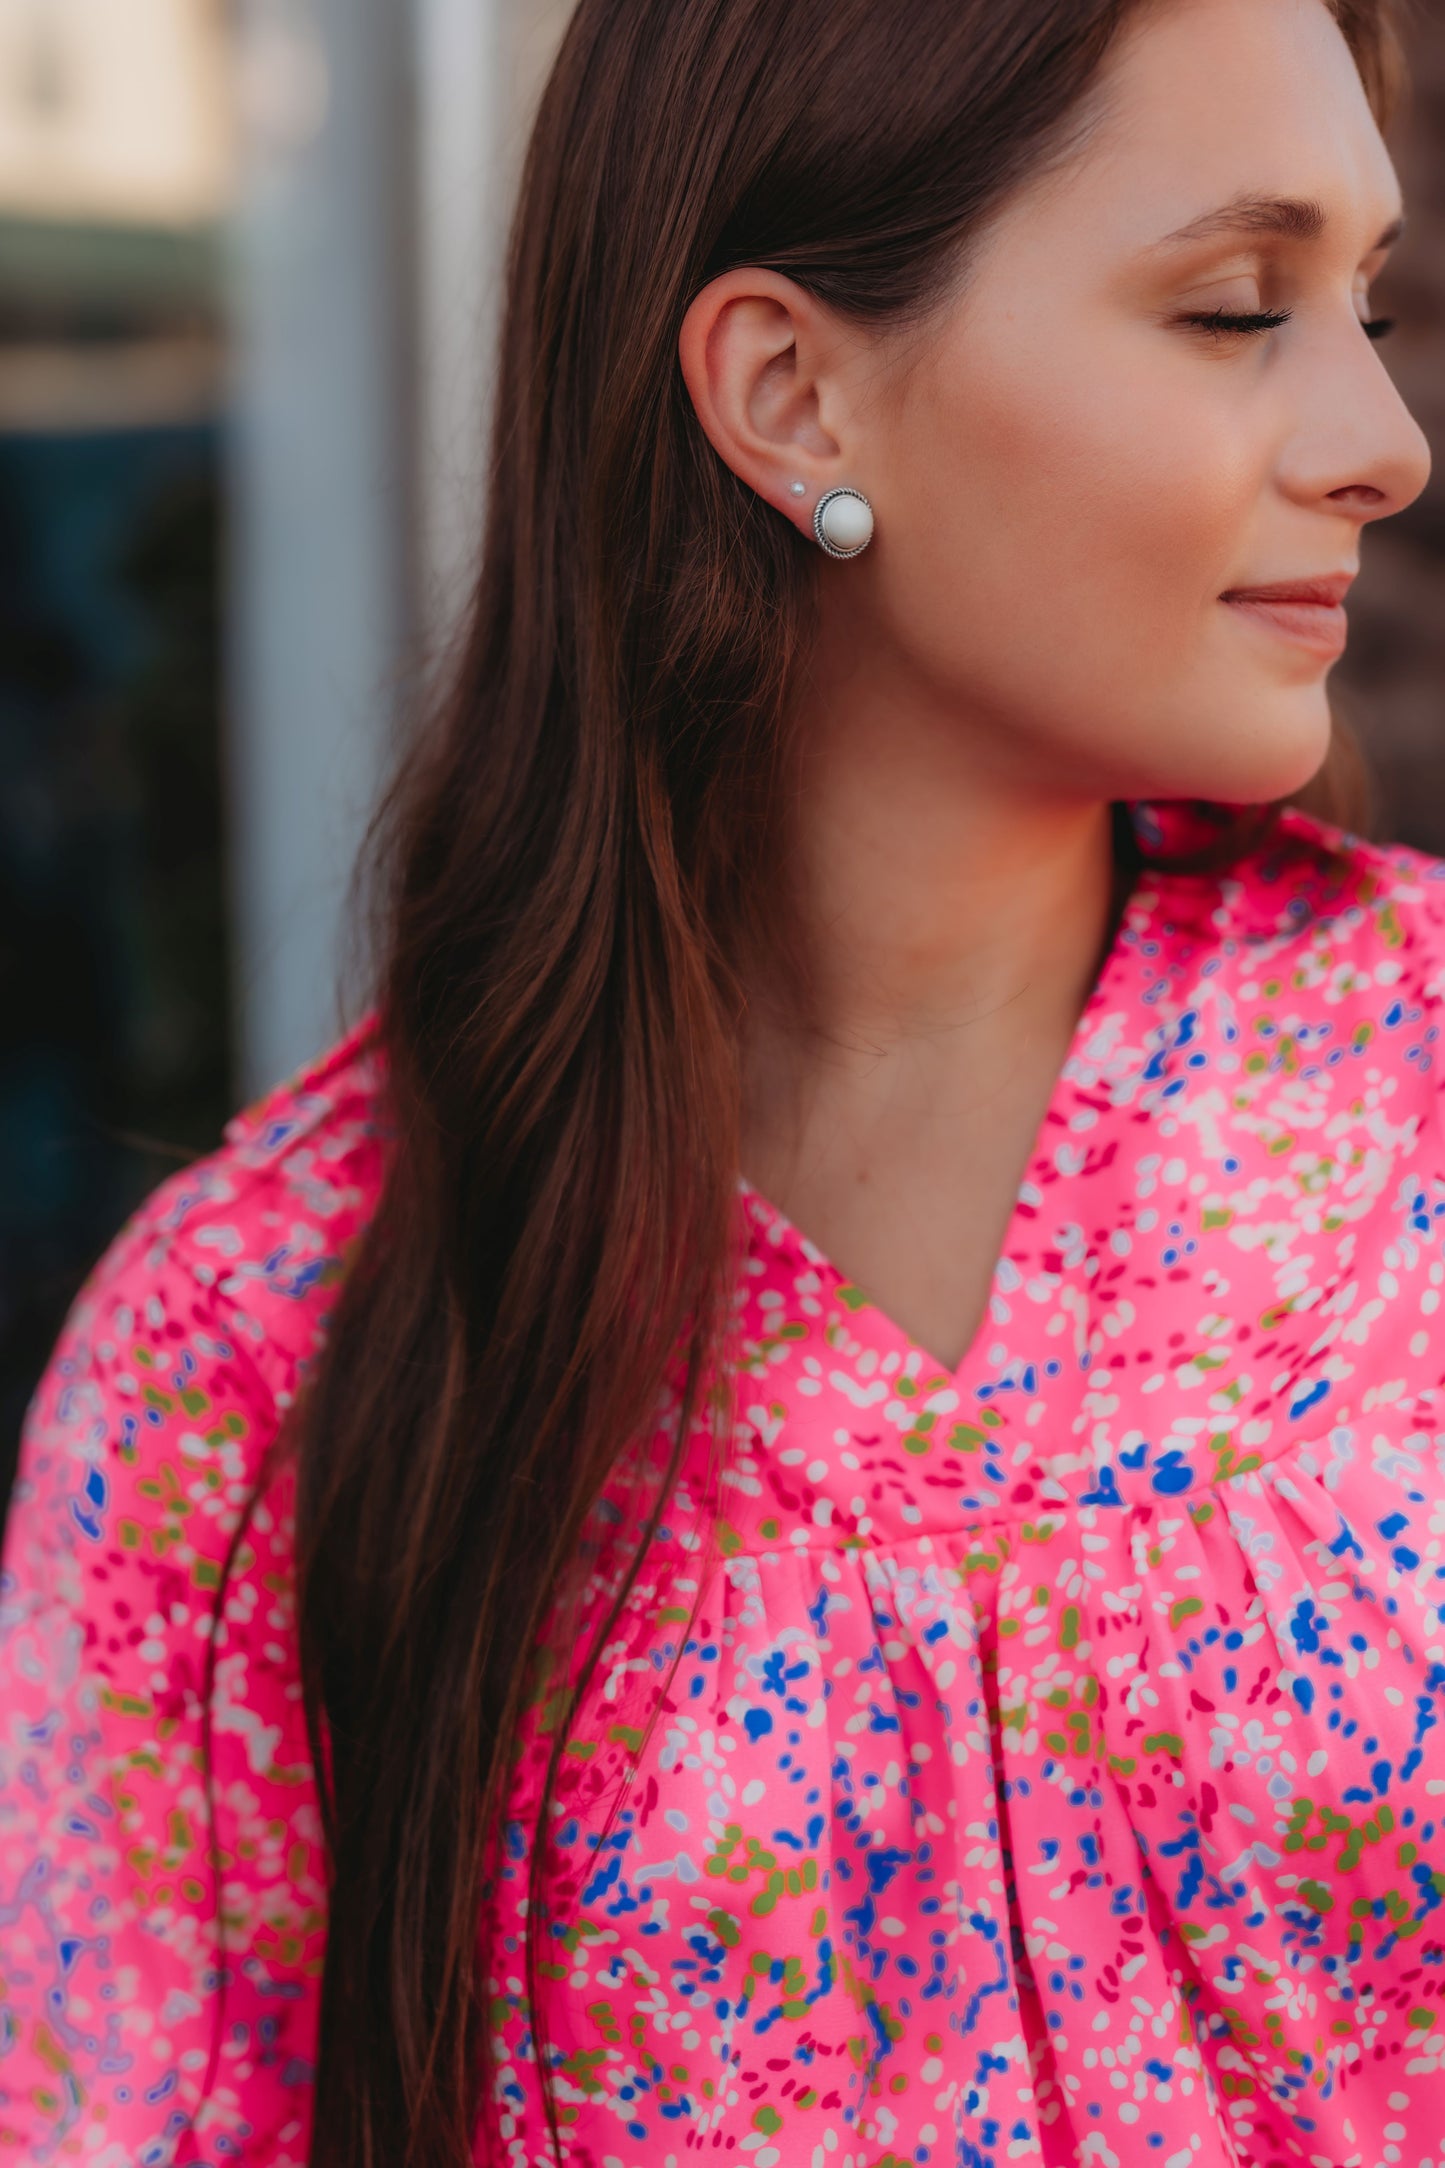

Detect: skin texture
677,0,1432,1372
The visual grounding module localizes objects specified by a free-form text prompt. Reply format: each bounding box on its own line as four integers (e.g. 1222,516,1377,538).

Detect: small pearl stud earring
813,486,874,560
788,480,807,498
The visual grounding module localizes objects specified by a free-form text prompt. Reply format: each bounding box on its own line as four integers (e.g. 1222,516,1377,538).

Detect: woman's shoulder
12,1009,391,1545
79,1008,389,1407
1191,803,1445,1010
0,1017,387,2163
1239,801,1445,931
4,1001,390,1915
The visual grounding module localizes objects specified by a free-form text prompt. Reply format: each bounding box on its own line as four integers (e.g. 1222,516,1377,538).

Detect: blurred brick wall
1335,1,1445,851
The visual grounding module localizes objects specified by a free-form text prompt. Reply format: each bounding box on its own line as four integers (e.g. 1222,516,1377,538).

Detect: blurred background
0,0,1442,1490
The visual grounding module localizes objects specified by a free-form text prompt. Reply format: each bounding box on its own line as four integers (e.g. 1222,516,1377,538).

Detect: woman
1,0,1438,2160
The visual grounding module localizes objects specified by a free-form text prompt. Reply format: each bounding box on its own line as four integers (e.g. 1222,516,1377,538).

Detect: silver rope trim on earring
813,486,874,559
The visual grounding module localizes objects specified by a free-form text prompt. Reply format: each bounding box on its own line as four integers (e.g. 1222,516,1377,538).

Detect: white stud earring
788,479,807,498
813,486,874,559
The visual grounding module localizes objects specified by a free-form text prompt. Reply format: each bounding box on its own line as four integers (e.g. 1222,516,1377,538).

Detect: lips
1219,572,1356,657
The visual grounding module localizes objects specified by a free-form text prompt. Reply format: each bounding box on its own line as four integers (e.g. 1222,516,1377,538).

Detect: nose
1280,316,1432,526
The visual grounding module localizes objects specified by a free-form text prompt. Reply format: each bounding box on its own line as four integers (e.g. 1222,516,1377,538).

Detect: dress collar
1124,796,1258,859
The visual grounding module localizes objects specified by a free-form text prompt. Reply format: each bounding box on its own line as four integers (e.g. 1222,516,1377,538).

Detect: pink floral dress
7,801,1445,2168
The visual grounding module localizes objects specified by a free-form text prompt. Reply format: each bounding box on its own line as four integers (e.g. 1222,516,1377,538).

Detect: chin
1247,683,1337,801
1160,681,1335,808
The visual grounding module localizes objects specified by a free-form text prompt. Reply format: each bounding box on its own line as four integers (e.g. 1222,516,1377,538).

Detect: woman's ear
678,268,855,540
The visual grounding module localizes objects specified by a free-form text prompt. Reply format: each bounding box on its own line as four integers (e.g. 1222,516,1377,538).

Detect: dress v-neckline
737,843,1165,1389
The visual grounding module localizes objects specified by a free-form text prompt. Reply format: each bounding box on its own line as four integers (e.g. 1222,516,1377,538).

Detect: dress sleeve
0,1185,325,2166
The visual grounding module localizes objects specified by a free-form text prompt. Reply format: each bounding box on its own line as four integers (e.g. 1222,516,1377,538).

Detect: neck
740,653,1135,1172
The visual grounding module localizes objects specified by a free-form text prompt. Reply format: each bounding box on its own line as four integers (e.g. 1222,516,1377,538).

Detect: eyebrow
1150,192,1405,255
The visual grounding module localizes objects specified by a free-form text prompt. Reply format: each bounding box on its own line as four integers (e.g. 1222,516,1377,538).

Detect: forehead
1005,0,1400,252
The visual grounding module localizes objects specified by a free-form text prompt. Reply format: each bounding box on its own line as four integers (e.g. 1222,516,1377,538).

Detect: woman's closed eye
1179,304,1396,340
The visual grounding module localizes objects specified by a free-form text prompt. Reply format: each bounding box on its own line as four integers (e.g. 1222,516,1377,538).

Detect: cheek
883,346,1263,689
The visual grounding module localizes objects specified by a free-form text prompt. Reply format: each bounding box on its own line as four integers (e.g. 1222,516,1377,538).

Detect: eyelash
1182,306,1397,341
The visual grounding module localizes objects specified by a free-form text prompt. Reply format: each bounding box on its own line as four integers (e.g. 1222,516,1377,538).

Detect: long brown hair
227,1,1402,2159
